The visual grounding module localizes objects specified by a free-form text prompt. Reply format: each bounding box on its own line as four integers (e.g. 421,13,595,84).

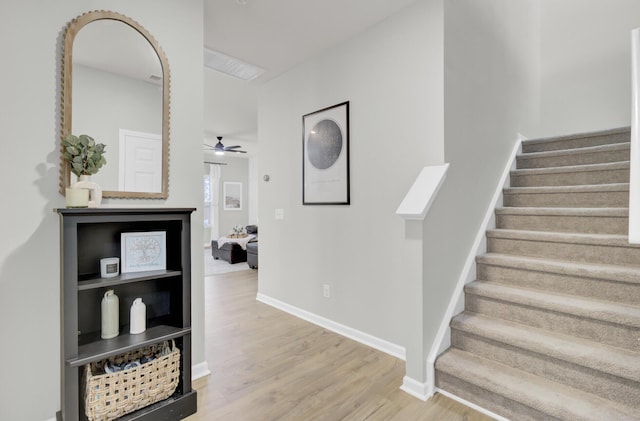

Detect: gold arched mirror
60,10,170,199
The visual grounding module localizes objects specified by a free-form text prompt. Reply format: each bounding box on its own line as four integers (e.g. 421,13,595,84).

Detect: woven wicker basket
84,340,180,421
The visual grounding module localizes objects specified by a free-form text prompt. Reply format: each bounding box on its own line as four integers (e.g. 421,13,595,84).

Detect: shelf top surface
78,270,182,290
55,207,196,216
69,325,191,367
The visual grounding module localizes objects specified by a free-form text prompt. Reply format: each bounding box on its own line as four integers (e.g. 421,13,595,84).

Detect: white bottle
101,290,119,339
129,297,146,334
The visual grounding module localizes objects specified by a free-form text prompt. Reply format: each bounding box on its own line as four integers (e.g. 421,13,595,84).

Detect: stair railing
630,28,640,243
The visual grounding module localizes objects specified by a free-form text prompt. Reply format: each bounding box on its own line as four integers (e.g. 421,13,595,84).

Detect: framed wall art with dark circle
302,101,350,205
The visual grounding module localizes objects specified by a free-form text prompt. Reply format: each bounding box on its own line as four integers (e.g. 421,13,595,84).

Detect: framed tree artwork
120,231,167,273
302,101,350,205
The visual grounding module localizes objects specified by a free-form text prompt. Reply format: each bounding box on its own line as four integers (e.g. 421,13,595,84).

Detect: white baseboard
436,388,510,421
400,376,433,401
256,293,405,360
425,134,525,392
192,361,212,380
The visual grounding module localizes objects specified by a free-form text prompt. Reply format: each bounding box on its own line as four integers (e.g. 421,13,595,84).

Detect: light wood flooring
186,270,494,420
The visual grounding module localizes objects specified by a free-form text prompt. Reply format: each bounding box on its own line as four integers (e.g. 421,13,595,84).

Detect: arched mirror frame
60,10,170,199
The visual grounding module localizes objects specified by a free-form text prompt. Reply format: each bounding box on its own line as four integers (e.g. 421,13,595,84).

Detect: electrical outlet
323,284,331,298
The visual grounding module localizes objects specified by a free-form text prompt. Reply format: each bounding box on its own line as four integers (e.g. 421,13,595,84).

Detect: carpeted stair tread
465,281,640,328
505,182,629,195
519,142,629,160
510,161,629,187
436,349,640,421
495,206,628,217
477,253,640,305
486,229,640,266
451,312,640,382
486,228,638,247
477,252,640,285
503,183,629,208
495,206,628,234
516,142,630,169
512,160,629,177
521,127,630,153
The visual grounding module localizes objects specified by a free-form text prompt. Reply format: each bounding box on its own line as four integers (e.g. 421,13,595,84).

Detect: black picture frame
302,101,350,205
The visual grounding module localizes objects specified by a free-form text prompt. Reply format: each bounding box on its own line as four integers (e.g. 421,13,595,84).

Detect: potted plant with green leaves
62,134,107,208
63,134,107,177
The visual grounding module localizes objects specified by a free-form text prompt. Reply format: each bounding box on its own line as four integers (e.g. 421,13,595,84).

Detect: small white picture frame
223,181,243,211
121,231,167,273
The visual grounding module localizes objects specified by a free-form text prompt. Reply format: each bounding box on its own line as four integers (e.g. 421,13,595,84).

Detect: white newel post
629,28,640,243
396,163,450,400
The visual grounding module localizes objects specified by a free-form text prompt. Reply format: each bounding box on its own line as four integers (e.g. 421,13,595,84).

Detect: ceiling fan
204,136,246,155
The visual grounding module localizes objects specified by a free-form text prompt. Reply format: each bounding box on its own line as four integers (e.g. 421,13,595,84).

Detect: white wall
539,0,640,136
248,156,259,225
73,64,162,190
420,0,540,375
218,155,250,235
204,69,259,144
0,1,204,419
258,0,445,382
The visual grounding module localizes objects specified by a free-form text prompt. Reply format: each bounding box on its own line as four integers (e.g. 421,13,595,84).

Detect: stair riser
495,213,628,234
510,168,629,187
521,133,630,153
503,190,628,208
465,295,640,351
487,236,640,266
451,329,640,408
517,149,629,169
435,371,553,421
477,263,640,306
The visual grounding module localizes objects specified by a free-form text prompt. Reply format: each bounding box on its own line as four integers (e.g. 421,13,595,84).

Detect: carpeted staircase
435,127,640,420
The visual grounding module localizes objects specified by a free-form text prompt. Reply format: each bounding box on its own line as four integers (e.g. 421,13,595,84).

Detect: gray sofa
247,241,258,269
211,225,258,265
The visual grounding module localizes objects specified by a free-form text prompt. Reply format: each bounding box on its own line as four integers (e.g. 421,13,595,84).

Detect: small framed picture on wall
223,181,242,211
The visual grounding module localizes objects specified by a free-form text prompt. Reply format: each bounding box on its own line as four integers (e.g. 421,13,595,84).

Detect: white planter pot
71,175,102,208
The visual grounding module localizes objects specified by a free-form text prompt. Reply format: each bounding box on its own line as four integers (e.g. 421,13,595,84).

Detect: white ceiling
70,2,419,158
202,0,419,156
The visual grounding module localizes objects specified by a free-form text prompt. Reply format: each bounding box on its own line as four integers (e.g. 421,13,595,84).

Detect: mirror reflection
73,20,162,192
61,11,170,199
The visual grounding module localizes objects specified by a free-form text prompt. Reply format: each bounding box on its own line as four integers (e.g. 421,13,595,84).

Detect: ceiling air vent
204,47,265,81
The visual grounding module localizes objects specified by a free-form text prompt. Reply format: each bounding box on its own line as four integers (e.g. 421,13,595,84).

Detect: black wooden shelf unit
56,208,197,421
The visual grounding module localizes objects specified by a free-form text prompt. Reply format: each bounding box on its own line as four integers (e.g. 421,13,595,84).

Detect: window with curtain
207,163,221,241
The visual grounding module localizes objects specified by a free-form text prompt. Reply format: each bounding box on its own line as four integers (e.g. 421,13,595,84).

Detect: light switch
275,208,285,220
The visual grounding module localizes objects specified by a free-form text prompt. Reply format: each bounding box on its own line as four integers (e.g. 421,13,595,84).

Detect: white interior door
119,129,163,192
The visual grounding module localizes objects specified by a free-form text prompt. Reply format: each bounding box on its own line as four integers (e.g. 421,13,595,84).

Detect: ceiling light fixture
204,47,265,81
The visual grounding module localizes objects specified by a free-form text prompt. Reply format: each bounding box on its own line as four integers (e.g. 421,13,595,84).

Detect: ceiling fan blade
206,137,246,154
